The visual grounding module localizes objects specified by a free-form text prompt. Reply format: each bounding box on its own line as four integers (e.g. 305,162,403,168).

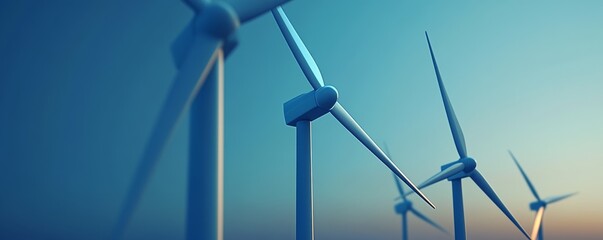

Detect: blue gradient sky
1,0,602,239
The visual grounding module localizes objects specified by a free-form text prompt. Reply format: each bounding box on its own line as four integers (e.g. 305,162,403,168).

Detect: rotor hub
460,157,477,173
196,2,240,39
530,201,546,211
395,201,412,213
315,85,338,111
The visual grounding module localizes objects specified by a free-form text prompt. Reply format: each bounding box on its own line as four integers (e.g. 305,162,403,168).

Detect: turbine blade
230,0,291,23
113,36,223,240
425,32,467,159
329,102,435,209
543,192,578,205
406,162,465,196
383,143,407,200
531,206,545,240
171,20,195,69
409,208,449,234
509,150,541,200
272,6,325,90
470,170,531,239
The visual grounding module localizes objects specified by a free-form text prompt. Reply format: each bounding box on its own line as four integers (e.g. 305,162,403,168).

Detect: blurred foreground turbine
113,0,291,239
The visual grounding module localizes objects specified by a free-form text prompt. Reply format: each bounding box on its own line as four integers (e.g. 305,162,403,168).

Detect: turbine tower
113,0,291,239
271,7,435,240
385,145,448,240
411,32,531,240
509,150,577,240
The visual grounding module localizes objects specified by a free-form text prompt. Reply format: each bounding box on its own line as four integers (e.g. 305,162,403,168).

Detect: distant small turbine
411,32,531,240
509,150,577,240
385,145,448,240
271,7,435,240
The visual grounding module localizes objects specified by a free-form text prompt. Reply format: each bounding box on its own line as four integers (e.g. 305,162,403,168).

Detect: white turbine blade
113,36,223,240
425,31,467,159
272,6,325,90
470,170,531,239
405,162,465,197
329,103,435,209
228,0,291,23
531,206,545,240
508,150,541,200
543,192,578,205
409,208,449,234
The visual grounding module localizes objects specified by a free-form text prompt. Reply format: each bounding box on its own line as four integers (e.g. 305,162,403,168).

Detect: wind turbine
112,0,291,239
271,7,435,240
412,32,531,240
384,145,448,240
509,150,577,240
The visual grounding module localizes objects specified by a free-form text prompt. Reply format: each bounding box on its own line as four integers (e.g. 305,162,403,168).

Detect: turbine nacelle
530,201,546,211
442,157,476,181
284,86,339,126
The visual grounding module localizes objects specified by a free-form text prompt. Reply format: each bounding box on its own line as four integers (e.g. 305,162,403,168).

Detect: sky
1,0,602,239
